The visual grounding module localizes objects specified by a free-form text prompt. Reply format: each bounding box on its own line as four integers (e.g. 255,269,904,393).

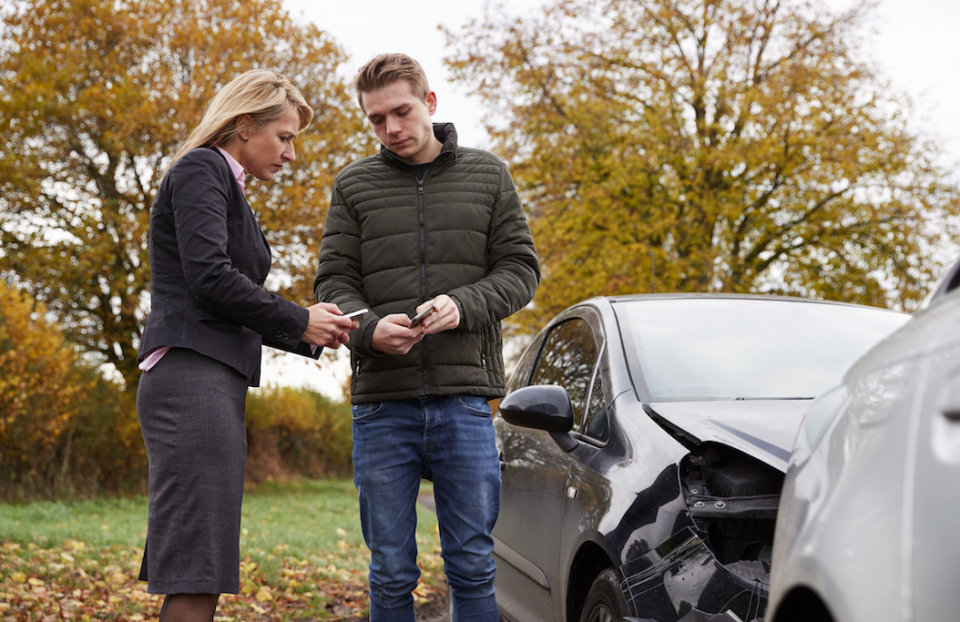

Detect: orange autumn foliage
0,0,374,390
0,282,91,478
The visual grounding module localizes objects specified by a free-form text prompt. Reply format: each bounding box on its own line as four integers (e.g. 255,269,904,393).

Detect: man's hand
371,313,427,355
420,295,460,335
304,302,358,349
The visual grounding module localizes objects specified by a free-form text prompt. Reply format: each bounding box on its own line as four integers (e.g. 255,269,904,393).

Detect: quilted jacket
314,123,540,403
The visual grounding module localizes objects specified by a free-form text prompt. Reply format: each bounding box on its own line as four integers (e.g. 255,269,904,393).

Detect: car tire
579,568,630,622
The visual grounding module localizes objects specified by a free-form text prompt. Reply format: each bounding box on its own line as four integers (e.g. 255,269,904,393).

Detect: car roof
581,292,907,314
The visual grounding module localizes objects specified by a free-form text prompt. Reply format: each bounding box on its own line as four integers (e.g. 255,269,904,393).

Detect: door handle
933,367,960,465
941,371,960,422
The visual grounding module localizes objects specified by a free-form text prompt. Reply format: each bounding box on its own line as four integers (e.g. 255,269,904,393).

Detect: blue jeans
352,396,501,622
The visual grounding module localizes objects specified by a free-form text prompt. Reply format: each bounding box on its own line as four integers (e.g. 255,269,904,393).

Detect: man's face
361,80,439,165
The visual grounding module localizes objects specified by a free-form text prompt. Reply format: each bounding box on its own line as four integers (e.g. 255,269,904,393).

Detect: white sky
260,0,960,398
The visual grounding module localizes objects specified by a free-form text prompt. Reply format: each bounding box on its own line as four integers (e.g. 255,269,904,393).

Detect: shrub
245,386,353,482
0,282,94,498
0,280,352,498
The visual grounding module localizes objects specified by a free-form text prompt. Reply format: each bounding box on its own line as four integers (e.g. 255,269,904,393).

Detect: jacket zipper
417,173,430,395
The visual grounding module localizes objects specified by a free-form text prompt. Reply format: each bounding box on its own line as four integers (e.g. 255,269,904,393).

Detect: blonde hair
355,53,430,111
166,69,314,174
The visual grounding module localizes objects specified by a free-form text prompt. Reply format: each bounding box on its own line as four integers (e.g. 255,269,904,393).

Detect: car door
910,292,960,621
494,313,602,622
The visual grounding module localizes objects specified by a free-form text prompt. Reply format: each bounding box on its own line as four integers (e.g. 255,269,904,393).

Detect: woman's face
236,107,301,182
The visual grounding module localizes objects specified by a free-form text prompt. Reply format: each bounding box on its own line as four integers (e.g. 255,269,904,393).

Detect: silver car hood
648,400,811,472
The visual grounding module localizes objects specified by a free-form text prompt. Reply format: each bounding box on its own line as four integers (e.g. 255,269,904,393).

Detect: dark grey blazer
139,147,318,386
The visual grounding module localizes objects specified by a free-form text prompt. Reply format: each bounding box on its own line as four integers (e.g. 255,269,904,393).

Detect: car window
617,298,910,401
530,319,599,424
921,258,960,309
505,333,543,394
582,373,609,442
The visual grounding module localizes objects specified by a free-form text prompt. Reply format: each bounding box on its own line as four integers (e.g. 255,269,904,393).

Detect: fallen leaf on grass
255,587,273,602
1,537,445,621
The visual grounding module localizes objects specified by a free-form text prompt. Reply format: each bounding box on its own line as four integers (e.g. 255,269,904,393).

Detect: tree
444,0,960,328
0,0,374,389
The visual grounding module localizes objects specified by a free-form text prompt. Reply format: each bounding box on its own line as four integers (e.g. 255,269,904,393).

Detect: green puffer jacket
314,124,540,404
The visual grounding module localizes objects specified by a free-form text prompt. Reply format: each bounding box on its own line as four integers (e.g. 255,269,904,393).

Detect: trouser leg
425,396,501,622
352,400,424,622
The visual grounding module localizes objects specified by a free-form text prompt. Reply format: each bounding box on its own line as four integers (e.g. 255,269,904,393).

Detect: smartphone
409,304,435,327
344,308,369,322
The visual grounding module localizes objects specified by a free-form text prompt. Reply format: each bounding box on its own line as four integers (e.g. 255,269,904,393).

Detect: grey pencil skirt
136,347,248,595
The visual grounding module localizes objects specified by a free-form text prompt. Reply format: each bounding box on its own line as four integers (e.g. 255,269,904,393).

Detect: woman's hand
304,303,359,349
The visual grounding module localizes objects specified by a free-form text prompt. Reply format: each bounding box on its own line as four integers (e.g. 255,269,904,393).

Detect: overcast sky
262,0,960,397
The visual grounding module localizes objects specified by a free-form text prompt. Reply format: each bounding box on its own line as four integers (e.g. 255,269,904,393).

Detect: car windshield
616,298,910,401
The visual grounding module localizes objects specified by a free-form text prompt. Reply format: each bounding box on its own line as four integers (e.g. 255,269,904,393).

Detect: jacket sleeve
447,162,540,331
261,333,322,359
314,178,382,358
169,150,310,350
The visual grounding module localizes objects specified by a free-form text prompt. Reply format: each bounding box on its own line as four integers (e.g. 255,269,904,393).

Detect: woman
136,70,357,622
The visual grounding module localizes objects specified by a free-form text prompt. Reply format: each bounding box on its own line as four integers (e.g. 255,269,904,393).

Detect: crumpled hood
647,400,811,472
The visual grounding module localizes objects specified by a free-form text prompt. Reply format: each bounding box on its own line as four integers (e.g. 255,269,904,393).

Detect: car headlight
802,386,849,449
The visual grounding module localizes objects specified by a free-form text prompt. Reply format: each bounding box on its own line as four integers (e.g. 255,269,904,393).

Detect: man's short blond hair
355,53,431,111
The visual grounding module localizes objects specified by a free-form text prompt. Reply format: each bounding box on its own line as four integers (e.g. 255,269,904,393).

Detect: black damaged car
492,294,908,622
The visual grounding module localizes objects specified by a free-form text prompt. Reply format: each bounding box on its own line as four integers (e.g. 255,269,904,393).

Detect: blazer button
282,332,289,340
275,330,284,339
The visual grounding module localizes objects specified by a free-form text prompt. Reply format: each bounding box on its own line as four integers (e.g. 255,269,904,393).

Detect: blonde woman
135,70,357,622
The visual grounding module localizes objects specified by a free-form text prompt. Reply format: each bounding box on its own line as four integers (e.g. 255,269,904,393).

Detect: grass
0,479,444,621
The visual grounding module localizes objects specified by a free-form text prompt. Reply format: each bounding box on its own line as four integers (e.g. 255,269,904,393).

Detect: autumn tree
0,281,92,483
445,0,960,328
0,0,374,389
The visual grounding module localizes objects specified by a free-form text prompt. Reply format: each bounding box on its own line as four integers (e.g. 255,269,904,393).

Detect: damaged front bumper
619,528,767,622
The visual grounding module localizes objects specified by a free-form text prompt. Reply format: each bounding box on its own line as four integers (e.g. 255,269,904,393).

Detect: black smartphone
409,304,435,327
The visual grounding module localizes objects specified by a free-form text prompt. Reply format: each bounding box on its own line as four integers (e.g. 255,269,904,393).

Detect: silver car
767,260,960,622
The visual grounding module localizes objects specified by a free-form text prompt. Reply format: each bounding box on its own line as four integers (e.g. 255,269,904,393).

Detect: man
314,53,539,622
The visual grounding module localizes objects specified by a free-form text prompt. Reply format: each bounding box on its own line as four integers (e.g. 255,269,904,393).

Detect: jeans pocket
456,395,493,417
352,402,383,421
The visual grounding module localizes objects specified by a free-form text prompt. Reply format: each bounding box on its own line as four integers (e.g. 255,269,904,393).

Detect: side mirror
499,385,578,452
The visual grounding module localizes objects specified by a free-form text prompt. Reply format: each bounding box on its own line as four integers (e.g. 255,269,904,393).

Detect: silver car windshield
616,298,910,401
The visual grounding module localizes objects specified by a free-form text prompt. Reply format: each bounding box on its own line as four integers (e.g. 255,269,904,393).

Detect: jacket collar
380,122,459,169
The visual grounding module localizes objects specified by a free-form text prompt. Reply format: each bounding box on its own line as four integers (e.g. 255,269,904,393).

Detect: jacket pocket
480,327,487,370
352,355,362,395
194,304,242,333
195,305,226,323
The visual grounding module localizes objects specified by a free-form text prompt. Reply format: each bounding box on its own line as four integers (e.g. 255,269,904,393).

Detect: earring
241,135,248,141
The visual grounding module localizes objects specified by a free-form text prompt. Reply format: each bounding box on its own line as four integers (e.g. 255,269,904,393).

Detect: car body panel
912,354,960,620
767,266,960,622
647,401,808,472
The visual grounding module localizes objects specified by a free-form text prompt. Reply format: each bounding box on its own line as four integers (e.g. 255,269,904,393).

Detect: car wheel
579,568,630,622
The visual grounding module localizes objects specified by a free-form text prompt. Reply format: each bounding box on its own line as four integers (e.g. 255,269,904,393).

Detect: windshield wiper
734,396,815,401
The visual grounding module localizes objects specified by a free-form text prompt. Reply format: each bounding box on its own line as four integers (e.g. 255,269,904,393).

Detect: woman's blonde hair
166,69,314,174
